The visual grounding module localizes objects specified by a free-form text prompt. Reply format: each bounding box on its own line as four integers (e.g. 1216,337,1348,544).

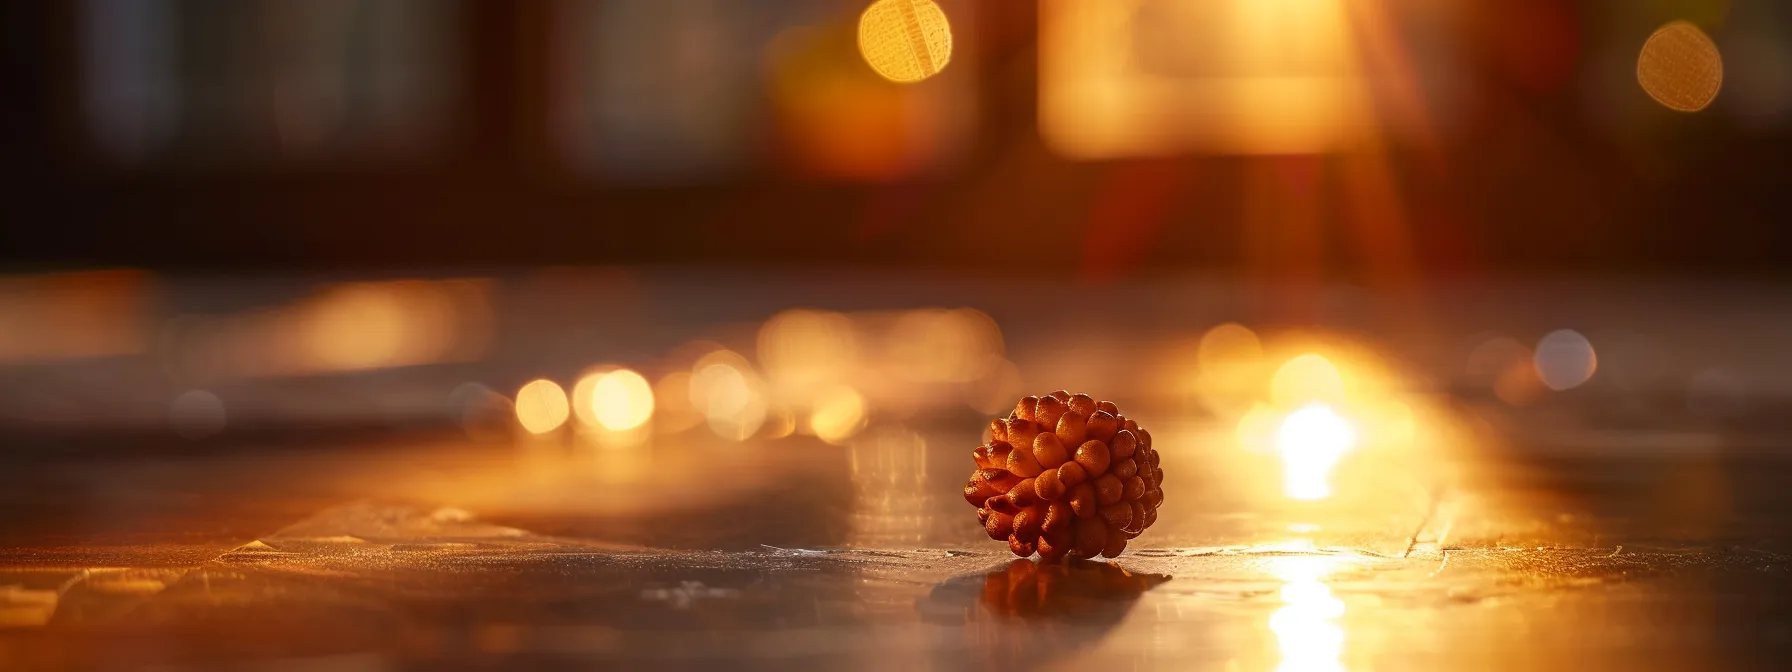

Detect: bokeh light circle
858,0,953,83
1637,20,1724,112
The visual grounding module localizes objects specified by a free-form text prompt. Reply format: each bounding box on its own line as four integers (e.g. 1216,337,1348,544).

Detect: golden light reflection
1276,403,1356,501
1267,556,1347,672
515,379,570,435
1638,20,1723,113
590,369,655,431
810,385,869,445
858,0,954,83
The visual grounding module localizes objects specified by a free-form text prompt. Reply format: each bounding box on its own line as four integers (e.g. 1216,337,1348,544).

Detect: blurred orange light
858,0,954,83
1040,0,1369,157
1272,353,1347,408
515,379,570,435
809,385,869,445
1638,20,1723,112
591,369,655,431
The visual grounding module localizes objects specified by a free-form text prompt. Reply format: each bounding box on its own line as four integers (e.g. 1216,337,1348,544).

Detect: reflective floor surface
4,417,1791,671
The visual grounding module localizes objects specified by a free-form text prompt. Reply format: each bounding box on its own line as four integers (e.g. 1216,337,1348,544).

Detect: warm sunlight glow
809,385,868,445
858,0,953,83
1276,403,1356,500
515,379,570,435
1272,354,1347,408
590,369,655,431
1268,556,1347,672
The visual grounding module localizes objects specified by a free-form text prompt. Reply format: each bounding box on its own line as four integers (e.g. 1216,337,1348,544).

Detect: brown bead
1110,430,1137,459
1097,400,1119,416
1057,461,1088,488
1137,428,1153,449
1142,466,1160,490
1068,482,1098,518
1033,432,1070,469
1006,421,1039,457
1034,467,1066,501
1122,418,1140,433
965,478,1001,507
1038,524,1072,560
1099,503,1134,531
1085,411,1118,442
1014,396,1039,422
1147,448,1160,467
971,445,991,469
1073,440,1111,477
1095,473,1124,506
978,468,1021,494
1013,505,1044,543
1007,444,1045,477
985,510,1014,540
1048,390,1072,402
1123,475,1147,501
1008,534,1036,558
988,419,1008,443
987,495,1020,516
1035,395,1068,430
1124,500,1146,535
1042,501,1074,533
1111,457,1138,480
1145,488,1163,510
989,444,1017,469
1007,477,1040,507
1143,507,1158,530
978,505,991,525
1056,411,1088,447
1072,517,1107,559
1068,393,1097,417
1101,526,1128,558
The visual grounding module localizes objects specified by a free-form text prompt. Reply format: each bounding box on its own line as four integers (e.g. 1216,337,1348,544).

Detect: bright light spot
1534,329,1597,391
590,369,655,431
168,390,226,440
1638,20,1723,112
1272,354,1346,408
1276,403,1355,500
810,385,868,445
1268,555,1348,672
858,0,953,83
515,379,570,435
1198,323,1263,370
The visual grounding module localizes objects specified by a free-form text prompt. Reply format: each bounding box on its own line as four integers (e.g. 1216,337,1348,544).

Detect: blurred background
0,0,1789,527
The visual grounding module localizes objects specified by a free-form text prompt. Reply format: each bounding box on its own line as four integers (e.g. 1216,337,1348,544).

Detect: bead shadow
918,559,1170,670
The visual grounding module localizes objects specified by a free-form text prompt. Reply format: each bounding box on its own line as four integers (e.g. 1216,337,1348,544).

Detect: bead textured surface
962,391,1164,559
